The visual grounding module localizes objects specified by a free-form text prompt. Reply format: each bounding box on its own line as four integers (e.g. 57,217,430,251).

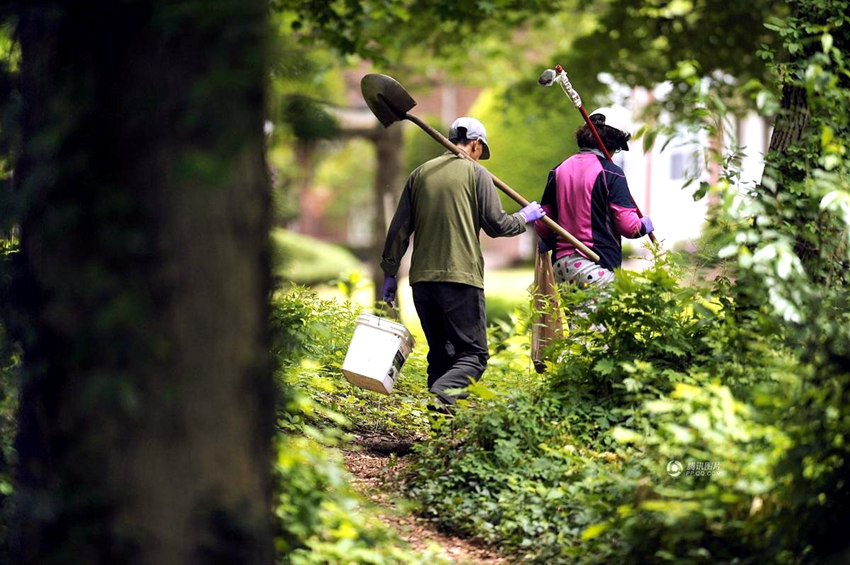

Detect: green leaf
611,426,643,444
467,379,497,400
693,181,710,201
645,399,675,413
643,127,660,153
581,521,611,541
821,125,833,148
594,358,616,376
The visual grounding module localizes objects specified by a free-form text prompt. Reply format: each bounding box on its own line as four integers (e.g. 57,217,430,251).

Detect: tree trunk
371,124,404,309
762,83,814,264
8,3,274,564
766,83,810,188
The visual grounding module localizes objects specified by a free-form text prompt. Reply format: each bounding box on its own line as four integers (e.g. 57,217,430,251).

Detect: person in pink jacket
535,107,654,287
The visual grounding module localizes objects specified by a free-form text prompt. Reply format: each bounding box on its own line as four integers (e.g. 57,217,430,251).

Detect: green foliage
0,316,18,552
740,3,850,559
404,257,801,563
473,88,584,207
270,276,543,444
281,95,339,143
273,435,446,565
580,381,791,565
272,0,562,65
270,287,451,563
272,228,365,287
567,0,784,117
271,286,432,438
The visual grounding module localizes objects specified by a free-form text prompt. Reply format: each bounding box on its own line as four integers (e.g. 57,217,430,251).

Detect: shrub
404,256,800,563
271,228,365,287
273,434,447,565
271,286,432,438
271,286,449,564
0,320,18,553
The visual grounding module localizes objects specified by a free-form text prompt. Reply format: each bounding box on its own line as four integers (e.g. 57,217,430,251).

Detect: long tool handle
405,113,600,263
554,65,659,246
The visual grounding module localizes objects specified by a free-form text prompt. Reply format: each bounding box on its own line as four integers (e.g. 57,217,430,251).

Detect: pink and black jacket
534,149,648,271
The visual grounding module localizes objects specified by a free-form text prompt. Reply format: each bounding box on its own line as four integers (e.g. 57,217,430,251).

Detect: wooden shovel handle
405,113,601,263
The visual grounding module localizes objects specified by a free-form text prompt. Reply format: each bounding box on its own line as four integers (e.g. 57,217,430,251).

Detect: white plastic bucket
342,313,415,394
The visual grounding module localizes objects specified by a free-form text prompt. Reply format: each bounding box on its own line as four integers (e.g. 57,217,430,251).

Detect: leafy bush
271,229,365,287
271,286,451,563
271,286,432,438
273,434,447,565
0,238,18,552
404,257,800,563
710,3,850,561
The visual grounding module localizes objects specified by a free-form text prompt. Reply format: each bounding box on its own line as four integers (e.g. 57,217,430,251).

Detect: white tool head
538,66,582,108
538,68,557,87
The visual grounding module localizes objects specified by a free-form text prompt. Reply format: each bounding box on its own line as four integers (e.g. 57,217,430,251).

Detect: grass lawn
314,267,536,341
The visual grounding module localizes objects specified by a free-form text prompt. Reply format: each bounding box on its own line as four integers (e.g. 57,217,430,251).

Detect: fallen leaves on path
342,434,508,565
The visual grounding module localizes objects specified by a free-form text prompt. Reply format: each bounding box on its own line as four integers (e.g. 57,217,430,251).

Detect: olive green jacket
381,152,526,289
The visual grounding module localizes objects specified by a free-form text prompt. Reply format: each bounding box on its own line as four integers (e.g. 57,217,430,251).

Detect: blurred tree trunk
8,2,274,564
764,79,811,264
372,124,403,309
766,84,810,186
329,106,404,309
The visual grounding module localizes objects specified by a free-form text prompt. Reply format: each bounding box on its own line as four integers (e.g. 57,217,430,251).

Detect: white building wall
737,112,769,187
620,87,769,250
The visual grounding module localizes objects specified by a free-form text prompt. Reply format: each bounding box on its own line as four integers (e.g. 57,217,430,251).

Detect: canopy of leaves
575,0,782,83
272,0,564,67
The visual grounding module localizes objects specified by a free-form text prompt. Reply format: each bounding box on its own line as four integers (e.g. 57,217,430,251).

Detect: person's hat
449,117,490,160
589,106,633,151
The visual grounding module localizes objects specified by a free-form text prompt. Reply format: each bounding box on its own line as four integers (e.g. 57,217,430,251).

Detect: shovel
360,73,600,263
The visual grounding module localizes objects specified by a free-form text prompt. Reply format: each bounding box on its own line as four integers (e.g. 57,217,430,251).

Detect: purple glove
519,201,545,223
640,216,654,235
381,275,397,306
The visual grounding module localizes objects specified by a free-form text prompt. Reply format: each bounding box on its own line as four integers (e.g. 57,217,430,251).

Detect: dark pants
412,282,489,406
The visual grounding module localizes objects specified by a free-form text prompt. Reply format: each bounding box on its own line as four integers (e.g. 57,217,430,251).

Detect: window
670,151,698,180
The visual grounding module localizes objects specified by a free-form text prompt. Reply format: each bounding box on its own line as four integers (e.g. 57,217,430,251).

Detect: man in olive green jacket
381,117,545,409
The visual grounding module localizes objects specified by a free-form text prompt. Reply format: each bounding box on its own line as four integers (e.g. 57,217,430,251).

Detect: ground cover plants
404,257,801,564
270,282,546,563
270,286,447,564
269,254,802,563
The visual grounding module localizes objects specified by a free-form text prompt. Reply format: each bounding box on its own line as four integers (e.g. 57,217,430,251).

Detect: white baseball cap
449,117,491,160
589,106,634,137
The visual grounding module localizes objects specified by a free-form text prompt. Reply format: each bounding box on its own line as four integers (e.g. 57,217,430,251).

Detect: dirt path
342,433,508,565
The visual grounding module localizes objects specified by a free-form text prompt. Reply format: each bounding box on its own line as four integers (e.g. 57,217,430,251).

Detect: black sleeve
380,171,416,276
475,164,525,238
537,169,559,250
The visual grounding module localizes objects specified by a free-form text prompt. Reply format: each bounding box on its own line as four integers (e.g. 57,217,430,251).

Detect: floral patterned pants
552,254,615,287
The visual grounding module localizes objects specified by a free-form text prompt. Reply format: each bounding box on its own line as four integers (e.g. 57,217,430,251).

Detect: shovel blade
361,73,417,127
